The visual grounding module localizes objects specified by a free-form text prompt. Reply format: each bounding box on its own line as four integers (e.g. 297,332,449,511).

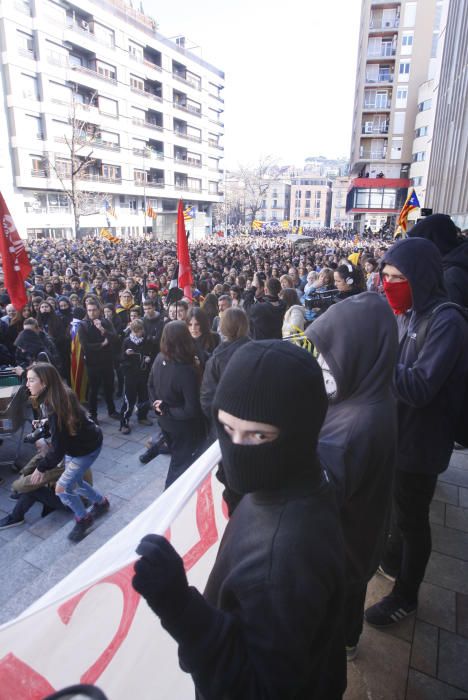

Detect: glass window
382,190,396,208
356,189,370,207
21,73,39,99
403,2,417,27
418,99,432,112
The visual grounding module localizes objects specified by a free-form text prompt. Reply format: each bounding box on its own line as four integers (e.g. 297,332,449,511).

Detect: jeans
56,447,103,520
381,470,438,603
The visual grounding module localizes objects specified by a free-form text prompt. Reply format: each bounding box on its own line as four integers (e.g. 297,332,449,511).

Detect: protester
307,292,399,659
147,321,205,488
280,287,306,337
119,319,153,435
24,363,108,542
365,238,468,627
133,340,346,699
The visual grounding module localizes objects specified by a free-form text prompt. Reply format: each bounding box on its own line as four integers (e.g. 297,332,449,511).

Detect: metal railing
31,169,49,177
359,150,387,159
132,118,163,131
174,130,202,143
134,178,165,187
365,73,394,83
173,73,201,91
363,102,390,110
369,18,400,29
70,64,118,86
367,47,396,58
174,156,202,167
361,125,389,134
173,102,202,117
131,86,163,102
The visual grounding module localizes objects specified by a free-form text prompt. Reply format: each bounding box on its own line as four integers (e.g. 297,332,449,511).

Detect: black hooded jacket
382,238,468,474
408,215,468,306
307,293,399,584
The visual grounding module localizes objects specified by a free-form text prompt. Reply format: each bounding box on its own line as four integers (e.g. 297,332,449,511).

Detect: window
188,177,201,191
17,30,34,56
96,61,116,81
418,99,432,112
97,130,119,147
392,112,406,134
94,23,115,48
55,158,72,178
134,169,147,183
25,114,44,139
398,61,411,82
403,2,417,27
31,156,48,177
415,126,429,138
396,86,408,108
401,32,414,55
130,75,144,91
295,190,302,199
208,181,218,194
102,164,121,180
129,42,143,61
412,177,423,186
99,96,118,117
391,138,403,159
21,73,39,99
412,151,426,162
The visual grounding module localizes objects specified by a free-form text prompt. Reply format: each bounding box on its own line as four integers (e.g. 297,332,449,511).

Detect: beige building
330,176,354,229
347,0,438,231
290,176,332,229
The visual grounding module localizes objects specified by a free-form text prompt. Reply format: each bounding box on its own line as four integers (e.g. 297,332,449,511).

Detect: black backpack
415,302,468,447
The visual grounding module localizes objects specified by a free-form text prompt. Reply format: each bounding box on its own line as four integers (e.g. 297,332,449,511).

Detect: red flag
0,193,31,310
177,199,193,300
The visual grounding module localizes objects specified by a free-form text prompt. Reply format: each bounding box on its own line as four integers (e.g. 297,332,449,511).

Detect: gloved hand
132,534,189,619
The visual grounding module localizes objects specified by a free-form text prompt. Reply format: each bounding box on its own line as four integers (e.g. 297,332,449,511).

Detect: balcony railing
70,64,118,86
362,124,389,134
173,73,201,91
367,46,396,58
133,147,164,159
134,178,165,187
369,18,400,29
18,47,35,59
175,183,202,192
132,118,163,131
80,173,122,183
66,20,116,48
365,73,394,84
359,150,387,159
174,130,202,143
363,101,390,110
131,86,163,102
175,156,202,168
31,169,49,177
208,140,224,150
15,1,31,15
143,58,162,71
173,102,202,117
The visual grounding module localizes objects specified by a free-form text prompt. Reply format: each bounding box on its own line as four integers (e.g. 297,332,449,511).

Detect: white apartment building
0,0,225,240
257,180,291,224
348,0,437,231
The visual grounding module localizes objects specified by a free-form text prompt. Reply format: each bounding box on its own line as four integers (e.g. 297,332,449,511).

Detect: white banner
0,441,225,699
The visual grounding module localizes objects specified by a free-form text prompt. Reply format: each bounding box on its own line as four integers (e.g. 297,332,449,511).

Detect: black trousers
344,581,368,647
87,364,116,417
159,416,204,490
12,486,67,520
120,372,149,425
381,470,438,603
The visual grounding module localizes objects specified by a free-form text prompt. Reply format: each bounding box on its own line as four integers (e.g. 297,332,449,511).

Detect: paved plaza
1,419,467,699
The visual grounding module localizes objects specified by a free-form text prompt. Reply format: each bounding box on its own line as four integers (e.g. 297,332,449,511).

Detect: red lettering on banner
182,475,218,572
57,562,140,685
0,653,55,699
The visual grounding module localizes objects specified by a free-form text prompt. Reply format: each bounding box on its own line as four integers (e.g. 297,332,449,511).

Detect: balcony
359,148,387,160
131,85,163,103
173,72,201,91
173,102,202,117
81,172,122,183
132,118,163,132
175,183,202,193
208,140,224,150
31,169,49,177
365,73,394,84
66,21,115,48
369,17,400,30
174,156,202,168
18,47,35,60
361,124,389,134
363,101,391,111
367,46,396,58
134,178,165,188
174,129,202,143
133,147,164,159
70,64,117,86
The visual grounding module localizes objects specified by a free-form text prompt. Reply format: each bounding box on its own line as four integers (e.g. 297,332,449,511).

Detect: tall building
347,0,437,231
0,0,225,240
330,176,354,229
290,176,332,229
425,0,468,229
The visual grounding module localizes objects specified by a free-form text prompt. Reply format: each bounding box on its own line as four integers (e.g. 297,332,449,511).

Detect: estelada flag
177,200,193,300
0,193,31,309
395,188,420,237
70,319,87,402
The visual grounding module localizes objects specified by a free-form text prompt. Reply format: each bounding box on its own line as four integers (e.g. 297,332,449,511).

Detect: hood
306,292,398,402
408,214,460,256
381,238,446,313
442,239,468,273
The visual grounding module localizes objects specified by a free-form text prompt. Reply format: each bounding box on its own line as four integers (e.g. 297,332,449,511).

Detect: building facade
330,176,354,229
0,0,224,239
347,0,437,231
257,179,291,224
290,176,332,228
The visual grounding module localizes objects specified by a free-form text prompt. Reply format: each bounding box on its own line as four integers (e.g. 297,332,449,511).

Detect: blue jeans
56,447,103,520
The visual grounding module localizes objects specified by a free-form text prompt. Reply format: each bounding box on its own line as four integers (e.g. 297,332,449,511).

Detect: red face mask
383,278,413,315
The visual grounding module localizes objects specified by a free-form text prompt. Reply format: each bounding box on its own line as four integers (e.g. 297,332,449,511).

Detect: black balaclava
408,214,460,256
212,340,327,494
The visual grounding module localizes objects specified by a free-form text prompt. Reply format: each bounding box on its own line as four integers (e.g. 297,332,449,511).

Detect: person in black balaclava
408,213,468,306
132,340,346,700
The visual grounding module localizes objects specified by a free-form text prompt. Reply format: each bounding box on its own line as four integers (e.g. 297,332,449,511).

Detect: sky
144,0,363,170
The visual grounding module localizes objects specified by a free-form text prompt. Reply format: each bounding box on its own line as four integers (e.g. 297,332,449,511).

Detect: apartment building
257,180,291,223
0,0,224,239
290,176,332,229
347,0,437,231
330,176,354,229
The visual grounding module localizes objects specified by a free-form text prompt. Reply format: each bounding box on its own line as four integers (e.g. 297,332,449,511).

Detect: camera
24,420,50,444
304,289,340,312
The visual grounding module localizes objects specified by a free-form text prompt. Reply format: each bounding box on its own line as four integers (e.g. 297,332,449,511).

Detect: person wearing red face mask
365,238,468,629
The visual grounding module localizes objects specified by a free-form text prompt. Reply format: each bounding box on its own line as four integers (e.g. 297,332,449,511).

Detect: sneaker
346,645,358,662
68,514,94,542
89,497,110,519
138,417,153,426
365,593,417,627
120,424,131,435
0,514,25,530
108,412,120,420
377,564,397,582
9,491,20,501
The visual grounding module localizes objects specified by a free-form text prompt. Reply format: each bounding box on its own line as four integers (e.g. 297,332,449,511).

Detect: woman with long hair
187,307,220,362
26,363,108,542
147,321,205,489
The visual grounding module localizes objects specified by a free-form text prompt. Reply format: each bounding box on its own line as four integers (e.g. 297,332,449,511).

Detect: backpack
415,302,468,447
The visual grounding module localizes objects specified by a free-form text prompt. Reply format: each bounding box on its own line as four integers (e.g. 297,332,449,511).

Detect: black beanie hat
408,214,460,256
213,340,327,494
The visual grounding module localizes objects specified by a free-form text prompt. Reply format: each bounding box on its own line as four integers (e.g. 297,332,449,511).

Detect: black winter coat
200,336,251,422
382,238,468,474
77,318,116,368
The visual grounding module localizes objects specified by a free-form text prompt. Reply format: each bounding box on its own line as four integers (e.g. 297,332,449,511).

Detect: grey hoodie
307,292,399,584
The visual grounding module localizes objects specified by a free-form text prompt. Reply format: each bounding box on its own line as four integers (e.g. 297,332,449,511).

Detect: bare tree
234,156,282,229
47,91,108,238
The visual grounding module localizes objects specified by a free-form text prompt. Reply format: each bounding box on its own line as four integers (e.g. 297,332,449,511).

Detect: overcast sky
144,0,363,169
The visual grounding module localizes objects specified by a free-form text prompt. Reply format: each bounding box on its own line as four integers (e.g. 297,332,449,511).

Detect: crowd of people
1,215,468,697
